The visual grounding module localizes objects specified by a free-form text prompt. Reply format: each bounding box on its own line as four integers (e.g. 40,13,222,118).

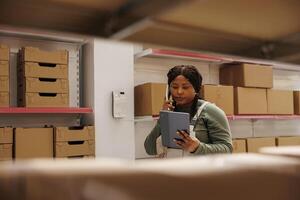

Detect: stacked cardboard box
276,136,300,146
232,136,300,153
294,91,300,114
232,139,247,153
0,128,13,161
246,137,276,153
54,126,95,158
267,89,294,114
0,45,10,107
231,136,300,154
220,63,273,88
17,47,69,107
220,63,294,115
134,83,167,116
220,63,272,115
234,87,268,114
201,85,234,115
14,128,53,159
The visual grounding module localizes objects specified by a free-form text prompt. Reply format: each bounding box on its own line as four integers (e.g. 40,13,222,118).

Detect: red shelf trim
0,107,93,114
151,114,300,120
152,49,230,62
227,115,300,120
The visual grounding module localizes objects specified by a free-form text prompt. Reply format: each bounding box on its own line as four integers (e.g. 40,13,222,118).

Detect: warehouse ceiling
0,0,300,64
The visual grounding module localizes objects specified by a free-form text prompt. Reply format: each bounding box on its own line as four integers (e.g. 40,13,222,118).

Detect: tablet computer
159,110,190,149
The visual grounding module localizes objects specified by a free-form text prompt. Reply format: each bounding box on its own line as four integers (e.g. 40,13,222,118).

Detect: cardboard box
55,140,95,157
134,83,166,116
0,127,13,144
220,63,273,88
57,155,95,160
246,137,276,153
2,154,300,200
14,128,53,158
18,62,68,79
276,137,300,146
0,92,9,107
0,76,9,92
55,126,95,142
19,93,69,107
232,139,247,153
1,156,300,200
267,89,294,114
201,85,234,115
294,91,300,115
19,77,69,93
0,61,9,76
165,149,184,158
20,47,68,65
234,87,267,114
0,45,9,61
0,144,12,161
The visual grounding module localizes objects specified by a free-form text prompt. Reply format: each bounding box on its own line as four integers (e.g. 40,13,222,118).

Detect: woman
144,65,233,155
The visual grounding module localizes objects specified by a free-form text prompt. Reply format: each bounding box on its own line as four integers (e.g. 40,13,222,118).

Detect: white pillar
83,39,135,160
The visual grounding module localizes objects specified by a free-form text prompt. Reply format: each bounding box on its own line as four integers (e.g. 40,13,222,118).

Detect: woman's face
170,75,196,106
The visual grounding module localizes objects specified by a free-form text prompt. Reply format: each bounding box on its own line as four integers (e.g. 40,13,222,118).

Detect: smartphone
165,85,176,108
165,84,170,101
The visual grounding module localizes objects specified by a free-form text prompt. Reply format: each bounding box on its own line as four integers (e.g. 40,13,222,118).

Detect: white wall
134,57,213,86
86,39,135,160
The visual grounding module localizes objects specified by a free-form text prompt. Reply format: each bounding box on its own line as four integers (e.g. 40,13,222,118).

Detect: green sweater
144,100,233,155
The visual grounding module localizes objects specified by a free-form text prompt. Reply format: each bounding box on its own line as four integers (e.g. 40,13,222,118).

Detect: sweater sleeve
144,121,161,155
192,104,233,155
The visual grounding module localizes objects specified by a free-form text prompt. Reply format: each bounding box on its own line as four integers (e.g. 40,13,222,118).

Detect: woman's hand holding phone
163,85,175,111
162,99,175,111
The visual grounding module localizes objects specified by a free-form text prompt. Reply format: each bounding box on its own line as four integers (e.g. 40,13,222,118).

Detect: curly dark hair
167,65,203,118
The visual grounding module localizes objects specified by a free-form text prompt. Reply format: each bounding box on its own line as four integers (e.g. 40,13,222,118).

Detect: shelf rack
135,48,300,71
134,48,300,122
0,107,93,114
134,115,300,122
135,48,233,63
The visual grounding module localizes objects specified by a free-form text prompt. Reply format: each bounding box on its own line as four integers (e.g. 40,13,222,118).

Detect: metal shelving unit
134,115,300,123
134,48,233,63
135,48,300,71
227,115,300,120
134,48,300,123
0,30,93,127
134,46,300,160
